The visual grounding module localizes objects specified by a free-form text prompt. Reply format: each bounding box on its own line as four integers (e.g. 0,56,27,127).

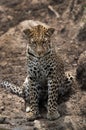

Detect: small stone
0,106,5,111
0,116,6,123
34,120,46,130
34,120,41,130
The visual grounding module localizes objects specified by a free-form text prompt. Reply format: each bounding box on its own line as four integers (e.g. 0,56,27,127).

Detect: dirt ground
0,0,86,129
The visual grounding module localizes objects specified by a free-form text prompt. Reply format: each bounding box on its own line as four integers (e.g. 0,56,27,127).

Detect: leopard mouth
28,50,51,58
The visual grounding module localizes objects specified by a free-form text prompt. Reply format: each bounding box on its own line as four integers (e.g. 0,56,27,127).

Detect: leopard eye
42,41,46,47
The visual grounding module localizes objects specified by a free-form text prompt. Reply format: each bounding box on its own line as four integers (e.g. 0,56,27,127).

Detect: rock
39,115,86,130
0,106,5,111
0,116,6,124
76,51,86,90
34,120,46,130
77,23,86,41
12,126,33,130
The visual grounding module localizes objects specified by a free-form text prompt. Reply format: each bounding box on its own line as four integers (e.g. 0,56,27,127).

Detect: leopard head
23,25,55,58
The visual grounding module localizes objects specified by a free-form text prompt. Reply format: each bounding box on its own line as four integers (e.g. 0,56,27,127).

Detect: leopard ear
23,29,31,37
47,28,55,36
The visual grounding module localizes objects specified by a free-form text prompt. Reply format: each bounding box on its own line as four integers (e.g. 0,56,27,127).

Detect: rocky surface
76,51,86,90
0,0,86,129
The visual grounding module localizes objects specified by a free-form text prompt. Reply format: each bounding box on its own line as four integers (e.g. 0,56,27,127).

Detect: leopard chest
27,55,55,82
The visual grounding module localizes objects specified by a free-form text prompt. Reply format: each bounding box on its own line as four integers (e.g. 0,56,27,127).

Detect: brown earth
0,0,86,130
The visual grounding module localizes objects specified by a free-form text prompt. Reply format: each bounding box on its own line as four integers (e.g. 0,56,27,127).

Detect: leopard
0,24,74,121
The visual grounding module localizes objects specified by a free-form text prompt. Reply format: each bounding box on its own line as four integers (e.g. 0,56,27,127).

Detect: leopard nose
37,47,44,56
38,50,43,55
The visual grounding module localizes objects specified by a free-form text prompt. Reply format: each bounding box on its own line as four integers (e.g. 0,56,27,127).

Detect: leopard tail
0,81,24,98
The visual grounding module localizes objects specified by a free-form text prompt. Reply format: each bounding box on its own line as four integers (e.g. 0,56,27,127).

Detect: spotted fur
0,25,74,120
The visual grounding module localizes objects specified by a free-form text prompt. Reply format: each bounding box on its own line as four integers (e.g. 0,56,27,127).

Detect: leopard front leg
47,79,60,120
22,77,31,112
26,77,40,121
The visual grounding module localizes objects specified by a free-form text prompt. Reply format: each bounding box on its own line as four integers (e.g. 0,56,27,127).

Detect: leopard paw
26,111,41,121
47,111,60,120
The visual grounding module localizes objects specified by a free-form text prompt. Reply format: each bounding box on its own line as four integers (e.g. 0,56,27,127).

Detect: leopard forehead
30,25,49,41
23,24,55,42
